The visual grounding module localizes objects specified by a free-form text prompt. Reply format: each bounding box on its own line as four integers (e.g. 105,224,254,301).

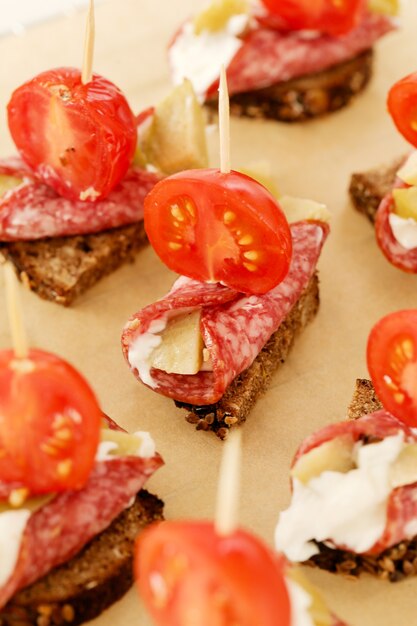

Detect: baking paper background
0,1,417,624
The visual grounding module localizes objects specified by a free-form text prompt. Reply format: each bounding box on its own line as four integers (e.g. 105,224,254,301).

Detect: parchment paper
0,1,416,624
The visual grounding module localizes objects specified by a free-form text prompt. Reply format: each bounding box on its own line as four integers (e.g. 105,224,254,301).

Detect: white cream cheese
169,15,248,99
388,212,417,250
0,509,31,587
128,318,168,388
275,434,407,562
286,577,315,626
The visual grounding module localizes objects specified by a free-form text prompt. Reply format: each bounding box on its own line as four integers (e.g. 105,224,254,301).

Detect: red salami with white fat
293,411,417,556
0,157,160,241
0,454,163,609
122,222,328,405
206,12,394,97
375,186,417,273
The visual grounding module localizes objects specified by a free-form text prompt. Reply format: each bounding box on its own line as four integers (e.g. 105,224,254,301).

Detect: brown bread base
206,50,373,122
0,222,148,307
176,273,319,439
0,490,164,626
305,380,417,582
349,157,405,223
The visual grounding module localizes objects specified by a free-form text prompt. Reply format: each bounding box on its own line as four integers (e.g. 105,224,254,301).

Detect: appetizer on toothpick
168,0,397,122
122,69,330,438
276,310,417,582
0,266,164,625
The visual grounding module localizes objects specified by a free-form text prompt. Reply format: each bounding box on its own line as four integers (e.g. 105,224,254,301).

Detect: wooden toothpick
81,0,95,85
219,66,231,174
4,264,28,359
215,429,242,536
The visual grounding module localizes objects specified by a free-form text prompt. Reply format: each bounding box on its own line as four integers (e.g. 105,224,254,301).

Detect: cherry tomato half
144,169,292,295
0,349,102,496
367,310,417,427
135,520,291,626
260,0,365,35
388,72,417,149
7,68,137,202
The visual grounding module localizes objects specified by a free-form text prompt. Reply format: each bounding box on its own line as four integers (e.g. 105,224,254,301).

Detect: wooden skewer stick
4,264,28,359
219,66,231,174
81,0,95,85
215,428,242,536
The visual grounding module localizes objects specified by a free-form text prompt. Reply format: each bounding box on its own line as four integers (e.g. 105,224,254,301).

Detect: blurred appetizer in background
135,431,348,626
168,0,397,122
350,71,417,273
0,266,164,625
0,0,208,306
276,309,417,582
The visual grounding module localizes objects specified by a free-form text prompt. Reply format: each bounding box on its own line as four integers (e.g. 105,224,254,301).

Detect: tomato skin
388,73,417,149
135,520,292,626
367,310,417,427
0,349,102,496
260,0,365,35
7,68,137,202
144,169,292,295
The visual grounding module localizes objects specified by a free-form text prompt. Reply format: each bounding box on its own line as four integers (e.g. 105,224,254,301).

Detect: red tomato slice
260,0,365,35
7,68,137,202
367,310,417,427
135,520,292,626
144,169,292,295
388,72,417,149
0,349,102,496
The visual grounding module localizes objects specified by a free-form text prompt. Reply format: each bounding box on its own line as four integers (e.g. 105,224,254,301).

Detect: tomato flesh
260,0,365,35
367,310,417,426
144,169,292,295
0,349,102,496
7,68,137,202
135,520,292,626
388,72,417,149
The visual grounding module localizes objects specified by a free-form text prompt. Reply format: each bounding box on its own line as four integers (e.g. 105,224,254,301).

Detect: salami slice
375,189,417,273
122,221,328,405
290,411,417,556
207,12,394,97
0,453,163,609
0,157,160,241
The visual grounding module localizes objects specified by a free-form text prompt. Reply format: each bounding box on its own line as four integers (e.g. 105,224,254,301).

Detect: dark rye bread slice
0,490,164,626
175,273,319,439
305,379,417,582
0,222,147,307
349,156,405,223
206,50,373,122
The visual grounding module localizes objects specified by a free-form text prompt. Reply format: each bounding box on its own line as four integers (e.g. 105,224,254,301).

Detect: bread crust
176,273,319,439
206,50,373,122
0,490,164,626
0,222,148,306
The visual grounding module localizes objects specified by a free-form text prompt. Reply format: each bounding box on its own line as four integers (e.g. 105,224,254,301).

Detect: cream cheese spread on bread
388,213,417,249
0,510,31,587
275,433,413,561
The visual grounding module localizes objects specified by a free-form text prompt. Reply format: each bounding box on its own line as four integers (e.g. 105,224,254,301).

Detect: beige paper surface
0,1,417,624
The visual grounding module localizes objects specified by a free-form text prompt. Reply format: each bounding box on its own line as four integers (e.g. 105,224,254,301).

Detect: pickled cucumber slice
149,310,204,375
145,80,208,175
279,196,331,224
194,0,249,35
0,174,23,197
100,429,147,457
393,187,417,221
291,435,355,485
287,568,333,626
369,0,399,16
238,161,280,198
397,152,417,186
0,492,53,514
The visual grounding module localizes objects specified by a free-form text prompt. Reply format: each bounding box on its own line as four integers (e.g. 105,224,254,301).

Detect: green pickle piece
0,174,23,197
0,493,53,515
393,187,417,221
100,428,143,457
194,0,249,35
368,0,399,16
144,79,208,175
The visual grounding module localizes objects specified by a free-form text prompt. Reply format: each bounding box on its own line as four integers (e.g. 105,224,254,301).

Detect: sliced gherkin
194,0,249,35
